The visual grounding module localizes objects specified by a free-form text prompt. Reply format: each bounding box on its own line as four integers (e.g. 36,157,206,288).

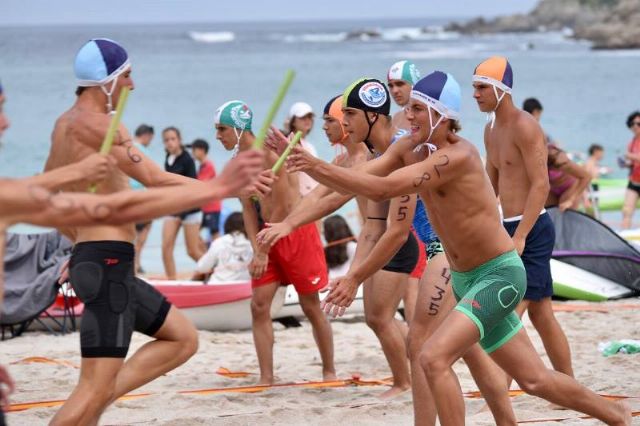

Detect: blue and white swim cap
411,71,461,121
74,38,130,87
410,71,461,150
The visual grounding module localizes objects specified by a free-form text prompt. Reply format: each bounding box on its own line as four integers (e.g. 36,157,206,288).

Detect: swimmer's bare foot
378,384,411,400
613,400,631,426
256,376,274,386
323,370,338,382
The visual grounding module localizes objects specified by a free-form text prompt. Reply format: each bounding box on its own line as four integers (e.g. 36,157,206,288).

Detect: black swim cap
342,78,390,116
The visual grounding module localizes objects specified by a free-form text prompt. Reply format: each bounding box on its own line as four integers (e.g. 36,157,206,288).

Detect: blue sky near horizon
1,0,538,26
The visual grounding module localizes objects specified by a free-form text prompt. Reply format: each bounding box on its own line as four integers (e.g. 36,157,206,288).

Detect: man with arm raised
289,70,630,426
260,79,419,399
214,100,336,386
0,75,264,424
40,38,265,425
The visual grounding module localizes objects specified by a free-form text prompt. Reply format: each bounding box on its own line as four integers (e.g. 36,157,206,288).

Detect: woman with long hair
161,126,204,279
323,215,356,279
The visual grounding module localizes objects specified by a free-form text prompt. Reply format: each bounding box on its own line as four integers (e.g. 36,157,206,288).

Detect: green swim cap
387,60,421,85
215,100,253,131
342,78,390,116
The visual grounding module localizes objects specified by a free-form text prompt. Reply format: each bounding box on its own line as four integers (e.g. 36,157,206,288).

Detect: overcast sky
1,0,539,26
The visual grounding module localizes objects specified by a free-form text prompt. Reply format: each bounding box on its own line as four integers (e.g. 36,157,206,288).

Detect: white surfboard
276,285,365,319
619,228,640,250
551,259,634,301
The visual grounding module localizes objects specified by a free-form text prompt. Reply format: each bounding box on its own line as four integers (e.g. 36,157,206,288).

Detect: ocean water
1,18,638,273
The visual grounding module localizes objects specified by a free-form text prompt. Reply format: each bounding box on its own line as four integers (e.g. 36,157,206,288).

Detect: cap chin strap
100,79,119,115
231,127,245,158
488,85,508,129
83,63,130,115
362,111,379,153
414,105,443,153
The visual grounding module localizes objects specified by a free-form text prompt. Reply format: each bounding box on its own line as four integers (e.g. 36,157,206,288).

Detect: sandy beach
3,299,639,425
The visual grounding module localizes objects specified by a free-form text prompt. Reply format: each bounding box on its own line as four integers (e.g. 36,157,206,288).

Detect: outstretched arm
285,183,351,227
3,150,264,229
287,143,403,194
30,153,115,191
323,195,417,316
295,149,464,202
349,195,415,284
256,181,353,248
6,181,223,229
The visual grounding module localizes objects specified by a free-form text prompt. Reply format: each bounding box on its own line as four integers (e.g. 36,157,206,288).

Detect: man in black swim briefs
0,76,265,425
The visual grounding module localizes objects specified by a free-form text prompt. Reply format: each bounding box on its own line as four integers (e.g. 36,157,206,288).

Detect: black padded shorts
382,231,419,274
70,241,171,358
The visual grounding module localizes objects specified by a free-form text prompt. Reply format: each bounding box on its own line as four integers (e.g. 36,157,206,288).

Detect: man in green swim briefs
287,71,630,425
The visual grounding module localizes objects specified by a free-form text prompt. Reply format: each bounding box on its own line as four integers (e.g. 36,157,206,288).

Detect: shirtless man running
41,38,265,425
214,99,336,385
473,56,574,378
294,70,631,425
0,77,264,425
285,73,515,424
260,79,419,398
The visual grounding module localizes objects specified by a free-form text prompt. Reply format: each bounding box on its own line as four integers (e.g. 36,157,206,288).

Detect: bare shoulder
514,110,544,146
423,135,478,182
67,109,113,150
388,134,414,162
448,135,478,162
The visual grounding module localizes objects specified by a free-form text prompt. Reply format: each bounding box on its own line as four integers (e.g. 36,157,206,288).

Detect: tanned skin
286,99,516,425
259,108,415,399
216,122,336,386
476,81,575,379
42,68,264,426
291,99,630,426
0,84,265,420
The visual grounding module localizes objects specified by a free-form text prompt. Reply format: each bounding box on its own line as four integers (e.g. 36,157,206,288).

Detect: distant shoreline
444,0,640,50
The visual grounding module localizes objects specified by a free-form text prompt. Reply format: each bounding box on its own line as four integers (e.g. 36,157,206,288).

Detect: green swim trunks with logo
451,250,526,353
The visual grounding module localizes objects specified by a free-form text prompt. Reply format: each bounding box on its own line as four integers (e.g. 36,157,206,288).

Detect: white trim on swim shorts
502,208,547,223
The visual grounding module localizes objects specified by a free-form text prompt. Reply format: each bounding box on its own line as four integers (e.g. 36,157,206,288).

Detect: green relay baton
89,86,131,193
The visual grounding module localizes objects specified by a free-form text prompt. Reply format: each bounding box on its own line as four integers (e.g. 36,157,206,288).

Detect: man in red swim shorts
214,100,336,385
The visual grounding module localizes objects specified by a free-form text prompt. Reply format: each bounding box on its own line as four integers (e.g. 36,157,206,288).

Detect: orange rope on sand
215,367,253,378
8,377,637,415
7,375,389,413
7,393,151,413
178,375,391,396
10,357,79,369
